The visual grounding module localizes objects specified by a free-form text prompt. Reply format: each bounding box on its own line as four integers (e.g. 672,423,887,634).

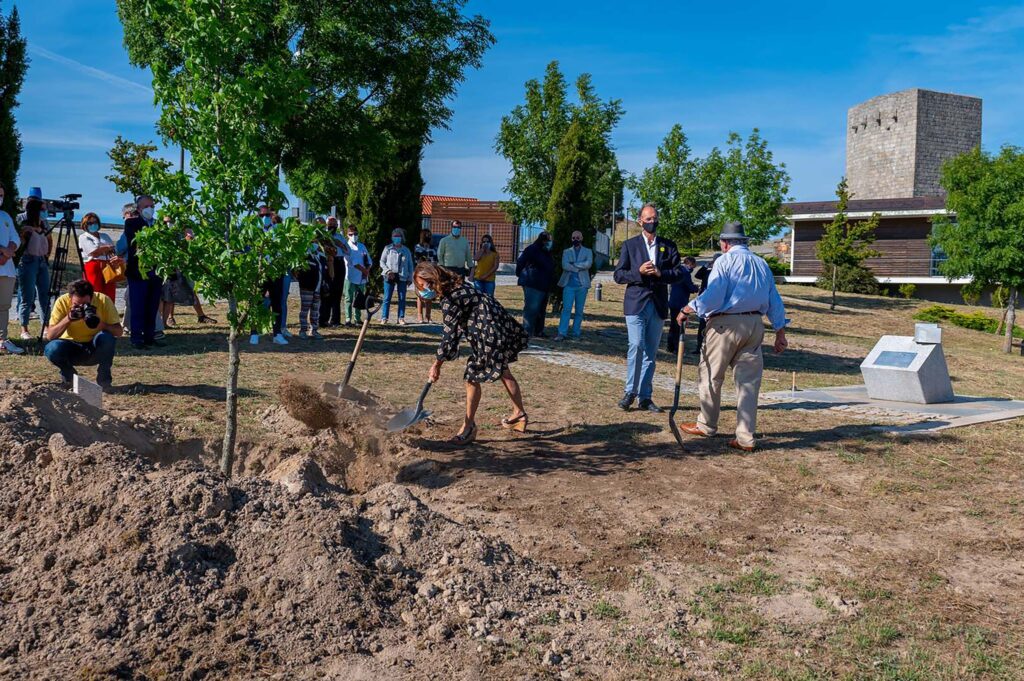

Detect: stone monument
860,323,954,404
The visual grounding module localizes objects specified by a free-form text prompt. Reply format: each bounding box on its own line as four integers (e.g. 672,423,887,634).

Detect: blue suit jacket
613,234,685,319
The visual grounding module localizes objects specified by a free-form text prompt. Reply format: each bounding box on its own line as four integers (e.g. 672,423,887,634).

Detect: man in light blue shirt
677,221,789,451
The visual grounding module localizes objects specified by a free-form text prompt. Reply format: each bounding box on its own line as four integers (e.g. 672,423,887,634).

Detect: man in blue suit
613,203,686,411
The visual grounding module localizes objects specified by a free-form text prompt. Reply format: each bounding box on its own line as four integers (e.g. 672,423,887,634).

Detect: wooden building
784,196,971,300
421,196,519,264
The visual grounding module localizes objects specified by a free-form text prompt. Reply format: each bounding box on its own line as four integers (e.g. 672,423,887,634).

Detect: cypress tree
545,119,592,299
0,3,27,215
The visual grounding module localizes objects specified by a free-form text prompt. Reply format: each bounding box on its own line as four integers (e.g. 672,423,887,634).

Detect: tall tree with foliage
629,124,721,249
815,177,880,310
119,0,322,475
932,145,1024,354
496,61,624,230
545,119,592,297
0,2,27,217
106,135,172,198
716,129,791,244
118,0,492,215
345,143,425,294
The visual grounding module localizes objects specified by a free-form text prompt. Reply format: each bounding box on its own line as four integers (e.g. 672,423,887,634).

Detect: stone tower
845,88,982,200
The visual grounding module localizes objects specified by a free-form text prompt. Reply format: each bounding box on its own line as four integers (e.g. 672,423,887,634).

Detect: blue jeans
522,286,547,337
382,279,408,320
558,285,588,338
474,279,495,296
44,331,117,385
624,301,664,400
128,275,163,345
18,254,50,327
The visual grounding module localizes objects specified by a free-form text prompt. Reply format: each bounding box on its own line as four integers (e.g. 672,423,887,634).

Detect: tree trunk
220,294,241,476
830,264,838,311
1004,288,1017,355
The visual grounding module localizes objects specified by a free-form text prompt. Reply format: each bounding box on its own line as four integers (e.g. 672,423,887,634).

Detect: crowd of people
3,187,788,450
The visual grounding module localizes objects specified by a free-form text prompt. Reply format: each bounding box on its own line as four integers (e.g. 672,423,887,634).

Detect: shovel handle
674,335,685,385
341,317,373,388
415,380,433,409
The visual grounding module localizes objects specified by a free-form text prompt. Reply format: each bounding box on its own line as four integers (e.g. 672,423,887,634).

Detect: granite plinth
860,335,954,404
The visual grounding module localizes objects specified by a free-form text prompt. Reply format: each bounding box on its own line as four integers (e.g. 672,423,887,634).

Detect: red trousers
83,260,117,299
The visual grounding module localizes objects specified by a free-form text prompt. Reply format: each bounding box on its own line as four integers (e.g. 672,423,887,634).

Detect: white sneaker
281,329,293,338
20,330,31,340
1,340,25,355
398,318,406,325
272,333,289,345
249,334,260,345
380,318,389,325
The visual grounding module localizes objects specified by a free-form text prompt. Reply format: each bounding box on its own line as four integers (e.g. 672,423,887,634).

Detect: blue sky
11,1,1024,221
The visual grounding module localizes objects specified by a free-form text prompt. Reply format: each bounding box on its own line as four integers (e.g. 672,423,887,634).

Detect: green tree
545,120,592,297
120,0,322,475
815,177,880,310
105,135,172,197
496,61,623,230
0,2,27,217
932,146,1024,354
716,129,791,244
117,0,493,214
629,124,720,249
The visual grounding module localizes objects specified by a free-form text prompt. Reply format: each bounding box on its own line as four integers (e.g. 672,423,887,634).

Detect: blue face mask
392,236,402,245
544,240,552,250
262,215,272,227
451,227,461,237
417,286,437,300
88,223,100,234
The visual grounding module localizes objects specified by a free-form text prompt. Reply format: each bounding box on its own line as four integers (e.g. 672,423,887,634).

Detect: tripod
34,206,84,346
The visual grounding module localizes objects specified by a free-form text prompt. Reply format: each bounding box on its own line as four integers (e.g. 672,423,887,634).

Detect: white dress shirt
690,245,788,329
643,233,657,263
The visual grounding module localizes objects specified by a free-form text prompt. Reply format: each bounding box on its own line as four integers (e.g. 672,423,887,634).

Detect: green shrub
816,264,880,295
898,283,917,299
961,289,981,306
914,305,1024,339
761,254,791,276
679,247,702,259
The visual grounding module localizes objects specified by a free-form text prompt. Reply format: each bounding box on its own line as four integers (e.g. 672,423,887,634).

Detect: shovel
334,294,381,401
667,326,687,450
386,380,434,432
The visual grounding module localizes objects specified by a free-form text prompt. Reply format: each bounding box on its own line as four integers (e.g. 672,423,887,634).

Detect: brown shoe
679,422,710,437
728,439,756,452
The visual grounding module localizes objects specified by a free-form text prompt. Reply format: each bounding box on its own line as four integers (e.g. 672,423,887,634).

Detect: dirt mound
0,381,601,678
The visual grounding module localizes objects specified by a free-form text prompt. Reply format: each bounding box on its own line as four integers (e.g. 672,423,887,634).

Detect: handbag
102,260,127,284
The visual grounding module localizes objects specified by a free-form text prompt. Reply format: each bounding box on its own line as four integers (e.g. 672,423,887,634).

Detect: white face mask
348,234,358,244
140,206,155,221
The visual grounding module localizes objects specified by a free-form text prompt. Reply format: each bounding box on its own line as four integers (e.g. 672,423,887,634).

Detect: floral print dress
438,283,529,382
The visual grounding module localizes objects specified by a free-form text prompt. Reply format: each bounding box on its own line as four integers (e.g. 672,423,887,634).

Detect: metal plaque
874,351,917,369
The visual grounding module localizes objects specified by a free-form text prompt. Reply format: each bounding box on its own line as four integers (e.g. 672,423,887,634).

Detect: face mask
543,240,552,250
482,242,491,251
88,223,100,234
262,215,272,227
572,238,581,247
141,207,155,222
392,236,402,245
451,227,461,237
348,234,358,243
642,220,658,234
417,286,437,300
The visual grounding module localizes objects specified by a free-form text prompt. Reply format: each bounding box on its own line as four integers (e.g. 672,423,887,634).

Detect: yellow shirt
49,292,120,343
474,251,499,282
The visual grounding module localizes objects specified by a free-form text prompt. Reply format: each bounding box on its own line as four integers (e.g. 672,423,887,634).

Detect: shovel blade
668,412,686,449
386,407,432,433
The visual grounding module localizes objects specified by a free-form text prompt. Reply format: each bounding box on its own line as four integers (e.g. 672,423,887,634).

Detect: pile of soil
0,380,614,678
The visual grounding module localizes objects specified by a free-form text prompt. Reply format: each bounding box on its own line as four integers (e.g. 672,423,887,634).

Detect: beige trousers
0,276,15,342
696,314,764,447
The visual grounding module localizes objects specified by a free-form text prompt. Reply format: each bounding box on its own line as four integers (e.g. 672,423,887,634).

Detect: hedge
914,305,1024,339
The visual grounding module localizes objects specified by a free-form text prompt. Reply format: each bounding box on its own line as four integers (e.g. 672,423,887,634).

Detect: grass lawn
3,282,1023,678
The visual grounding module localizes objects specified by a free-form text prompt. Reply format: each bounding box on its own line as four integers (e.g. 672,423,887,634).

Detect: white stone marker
860,324,954,404
73,375,104,409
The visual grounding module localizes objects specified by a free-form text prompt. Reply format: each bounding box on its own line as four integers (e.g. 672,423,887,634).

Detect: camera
69,303,101,329
50,193,82,213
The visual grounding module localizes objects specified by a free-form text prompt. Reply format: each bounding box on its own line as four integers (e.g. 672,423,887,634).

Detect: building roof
421,195,477,216
784,195,947,220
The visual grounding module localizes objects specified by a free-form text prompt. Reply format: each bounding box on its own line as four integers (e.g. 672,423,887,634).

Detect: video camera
49,193,82,213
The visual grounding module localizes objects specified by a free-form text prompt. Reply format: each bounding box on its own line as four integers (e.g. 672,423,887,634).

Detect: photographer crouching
44,279,123,391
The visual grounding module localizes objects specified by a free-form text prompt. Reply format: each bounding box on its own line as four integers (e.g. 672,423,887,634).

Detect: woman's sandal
165,317,177,328
450,423,477,446
197,315,218,324
501,413,529,433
